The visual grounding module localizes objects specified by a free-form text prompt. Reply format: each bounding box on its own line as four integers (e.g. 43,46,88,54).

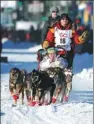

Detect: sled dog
46,67,66,103
30,69,56,105
9,68,26,105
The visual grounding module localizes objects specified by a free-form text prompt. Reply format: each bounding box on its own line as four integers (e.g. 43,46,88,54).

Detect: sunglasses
52,11,57,13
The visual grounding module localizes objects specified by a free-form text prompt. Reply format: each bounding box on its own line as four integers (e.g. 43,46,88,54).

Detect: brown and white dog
9,67,27,106
63,68,73,102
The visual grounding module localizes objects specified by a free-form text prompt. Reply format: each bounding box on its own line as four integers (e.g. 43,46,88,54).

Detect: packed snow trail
1,43,93,124
1,68,93,124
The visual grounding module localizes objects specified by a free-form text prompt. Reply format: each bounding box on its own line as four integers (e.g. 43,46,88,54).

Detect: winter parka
41,16,60,43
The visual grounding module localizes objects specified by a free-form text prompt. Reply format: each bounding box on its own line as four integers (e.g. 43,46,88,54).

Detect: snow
75,68,93,81
1,53,37,62
1,41,93,124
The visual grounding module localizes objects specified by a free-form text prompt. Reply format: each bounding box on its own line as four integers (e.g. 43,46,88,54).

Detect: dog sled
9,47,73,107
37,47,68,70
36,47,73,104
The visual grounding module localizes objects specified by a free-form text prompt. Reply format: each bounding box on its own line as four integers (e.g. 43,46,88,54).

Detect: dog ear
21,69,27,75
10,68,15,73
33,69,36,72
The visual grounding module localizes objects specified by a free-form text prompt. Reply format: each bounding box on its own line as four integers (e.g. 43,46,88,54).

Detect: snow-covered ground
1,41,93,124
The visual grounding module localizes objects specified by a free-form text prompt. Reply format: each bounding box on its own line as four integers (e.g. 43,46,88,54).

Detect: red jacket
45,22,84,48
43,22,87,68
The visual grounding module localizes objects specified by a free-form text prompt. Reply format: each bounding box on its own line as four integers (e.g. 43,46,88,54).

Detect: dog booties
28,101,39,106
52,97,57,103
12,94,19,100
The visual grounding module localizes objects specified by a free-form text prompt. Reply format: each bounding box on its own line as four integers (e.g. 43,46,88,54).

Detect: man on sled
39,13,89,103
38,47,68,71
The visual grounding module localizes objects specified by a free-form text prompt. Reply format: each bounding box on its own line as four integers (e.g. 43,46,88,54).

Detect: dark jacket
41,15,60,43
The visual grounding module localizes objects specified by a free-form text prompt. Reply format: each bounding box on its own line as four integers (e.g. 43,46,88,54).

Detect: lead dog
9,67,27,105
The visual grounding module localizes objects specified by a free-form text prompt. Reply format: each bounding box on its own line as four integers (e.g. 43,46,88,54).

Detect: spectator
30,26,35,42
41,6,60,43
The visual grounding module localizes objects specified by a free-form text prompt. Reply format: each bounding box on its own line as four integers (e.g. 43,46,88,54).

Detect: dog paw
28,101,39,106
27,96,32,102
12,95,19,100
52,97,57,103
63,96,68,102
28,101,35,106
38,103,43,106
43,100,49,105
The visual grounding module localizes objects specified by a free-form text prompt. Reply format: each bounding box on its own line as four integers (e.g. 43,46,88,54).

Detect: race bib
54,27,72,51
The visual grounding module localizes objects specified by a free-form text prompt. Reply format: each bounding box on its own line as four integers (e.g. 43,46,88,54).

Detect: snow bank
28,45,42,52
75,68,93,81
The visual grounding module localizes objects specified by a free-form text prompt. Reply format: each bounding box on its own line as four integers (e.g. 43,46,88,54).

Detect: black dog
30,69,56,105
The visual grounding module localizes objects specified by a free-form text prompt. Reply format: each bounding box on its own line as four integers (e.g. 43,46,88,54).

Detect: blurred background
1,0,93,54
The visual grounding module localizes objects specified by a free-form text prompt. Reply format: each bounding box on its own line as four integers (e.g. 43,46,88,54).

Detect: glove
78,30,89,43
42,40,49,49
